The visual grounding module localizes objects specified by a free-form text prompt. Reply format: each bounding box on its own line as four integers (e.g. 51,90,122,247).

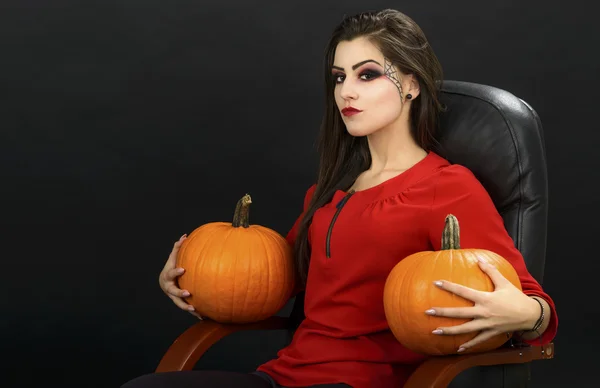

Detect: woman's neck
366,121,427,173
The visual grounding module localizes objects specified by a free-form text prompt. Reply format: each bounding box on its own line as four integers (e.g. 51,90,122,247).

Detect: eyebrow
331,59,382,72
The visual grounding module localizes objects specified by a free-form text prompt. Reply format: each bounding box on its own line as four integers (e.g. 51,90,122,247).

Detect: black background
1,1,597,387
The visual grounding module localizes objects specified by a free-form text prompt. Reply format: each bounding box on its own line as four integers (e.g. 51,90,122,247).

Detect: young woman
124,8,557,388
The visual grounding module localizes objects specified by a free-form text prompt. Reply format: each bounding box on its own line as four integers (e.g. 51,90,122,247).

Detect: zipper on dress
326,190,355,258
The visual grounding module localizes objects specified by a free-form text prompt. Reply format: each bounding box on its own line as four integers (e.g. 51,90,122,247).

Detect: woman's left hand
425,257,540,353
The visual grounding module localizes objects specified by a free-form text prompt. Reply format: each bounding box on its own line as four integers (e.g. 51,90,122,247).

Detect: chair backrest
435,80,549,284
289,80,549,387
435,80,549,388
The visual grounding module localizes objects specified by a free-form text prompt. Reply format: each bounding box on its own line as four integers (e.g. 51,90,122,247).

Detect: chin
345,124,379,137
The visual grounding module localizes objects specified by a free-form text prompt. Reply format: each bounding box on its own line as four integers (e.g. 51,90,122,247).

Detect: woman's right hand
159,234,203,319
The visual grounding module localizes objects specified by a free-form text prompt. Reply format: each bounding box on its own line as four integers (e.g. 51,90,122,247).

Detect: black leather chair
155,81,555,387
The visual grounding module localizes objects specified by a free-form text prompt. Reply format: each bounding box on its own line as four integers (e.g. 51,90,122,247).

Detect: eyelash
333,69,382,84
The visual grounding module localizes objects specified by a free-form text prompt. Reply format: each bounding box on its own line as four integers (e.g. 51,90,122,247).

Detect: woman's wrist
518,295,542,331
527,296,545,331
515,296,547,339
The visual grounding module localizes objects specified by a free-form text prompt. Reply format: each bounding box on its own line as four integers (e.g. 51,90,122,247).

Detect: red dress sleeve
285,184,317,247
428,166,558,346
286,184,317,295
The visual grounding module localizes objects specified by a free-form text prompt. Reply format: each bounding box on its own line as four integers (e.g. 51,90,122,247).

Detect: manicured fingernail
477,257,486,264
434,281,443,287
432,329,443,335
457,347,466,353
425,309,436,315
182,291,190,297
177,267,185,273
187,306,195,311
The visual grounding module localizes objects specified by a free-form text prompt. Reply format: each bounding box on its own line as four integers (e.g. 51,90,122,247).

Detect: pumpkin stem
232,194,252,228
441,214,461,250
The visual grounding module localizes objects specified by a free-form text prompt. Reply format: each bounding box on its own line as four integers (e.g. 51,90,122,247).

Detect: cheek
334,87,344,106
374,80,401,102
370,83,402,115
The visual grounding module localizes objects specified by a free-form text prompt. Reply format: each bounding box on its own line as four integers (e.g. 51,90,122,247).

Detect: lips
341,107,362,117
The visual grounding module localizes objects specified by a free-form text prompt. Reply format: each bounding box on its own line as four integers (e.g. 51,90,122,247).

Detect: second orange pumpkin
383,214,522,355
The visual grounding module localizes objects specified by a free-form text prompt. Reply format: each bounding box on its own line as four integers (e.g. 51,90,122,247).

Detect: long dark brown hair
294,9,445,286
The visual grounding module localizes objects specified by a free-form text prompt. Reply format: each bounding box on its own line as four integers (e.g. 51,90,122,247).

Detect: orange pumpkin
383,214,522,355
176,194,295,324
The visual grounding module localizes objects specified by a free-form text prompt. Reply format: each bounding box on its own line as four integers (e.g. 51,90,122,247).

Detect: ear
406,73,420,100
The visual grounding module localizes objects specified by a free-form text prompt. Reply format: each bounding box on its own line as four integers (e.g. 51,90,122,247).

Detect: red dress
256,152,558,388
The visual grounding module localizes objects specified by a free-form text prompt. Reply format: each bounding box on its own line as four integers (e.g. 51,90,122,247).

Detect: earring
406,94,412,100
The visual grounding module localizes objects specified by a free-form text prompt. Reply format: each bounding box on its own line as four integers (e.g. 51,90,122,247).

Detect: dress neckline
329,151,447,206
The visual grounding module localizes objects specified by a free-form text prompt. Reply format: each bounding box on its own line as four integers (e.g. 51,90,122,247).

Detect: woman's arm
428,166,558,346
285,184,317,296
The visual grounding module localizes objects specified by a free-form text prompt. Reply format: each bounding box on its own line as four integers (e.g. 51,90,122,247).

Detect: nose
339,79,358,100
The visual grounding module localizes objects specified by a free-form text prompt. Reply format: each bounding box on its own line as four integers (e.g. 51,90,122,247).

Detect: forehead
333,37,384,68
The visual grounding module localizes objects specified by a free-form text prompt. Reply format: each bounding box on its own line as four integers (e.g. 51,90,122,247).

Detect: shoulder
403,152,482,193
302,183,317,209
435,163,483,190
430,162,492,207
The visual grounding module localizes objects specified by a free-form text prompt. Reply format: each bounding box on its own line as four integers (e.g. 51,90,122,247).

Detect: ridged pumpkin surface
383,214,522,355
176,195,295,323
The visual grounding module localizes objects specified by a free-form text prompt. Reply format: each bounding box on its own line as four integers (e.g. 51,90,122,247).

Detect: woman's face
332,37,415,137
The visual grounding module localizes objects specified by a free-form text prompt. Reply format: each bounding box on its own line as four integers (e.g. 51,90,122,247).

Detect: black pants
121,370,351,388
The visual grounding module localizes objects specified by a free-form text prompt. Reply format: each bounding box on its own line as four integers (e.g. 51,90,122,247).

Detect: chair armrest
155,316,290,373
404,343,554,388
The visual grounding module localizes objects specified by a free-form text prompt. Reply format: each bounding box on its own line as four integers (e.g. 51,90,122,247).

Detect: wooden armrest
404,342,555,388
155,316,290,373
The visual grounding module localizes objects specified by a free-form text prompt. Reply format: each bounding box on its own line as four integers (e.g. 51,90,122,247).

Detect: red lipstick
341,107,362,117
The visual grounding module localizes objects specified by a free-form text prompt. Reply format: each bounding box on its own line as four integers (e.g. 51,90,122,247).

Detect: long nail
425,309,436,315
457,347,466,353
432,329,443,335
